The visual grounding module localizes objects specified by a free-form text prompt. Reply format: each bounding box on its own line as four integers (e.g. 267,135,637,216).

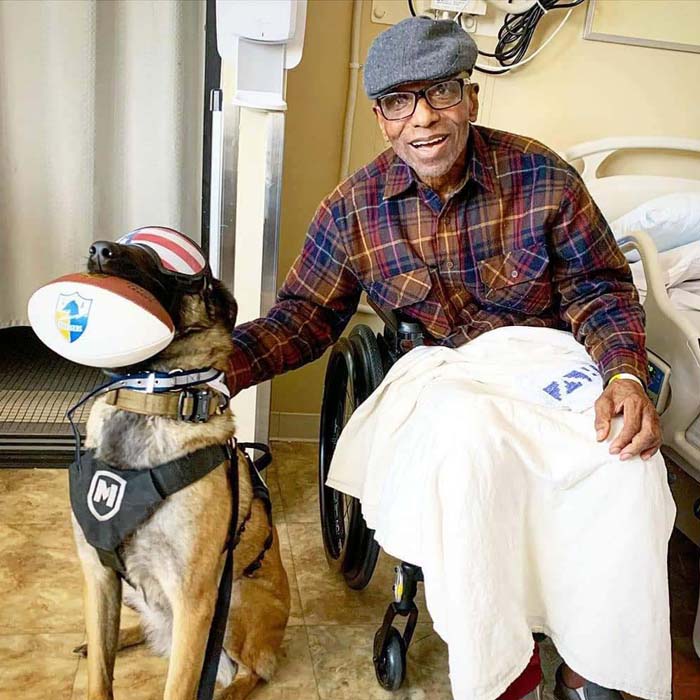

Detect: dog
73,235,290,700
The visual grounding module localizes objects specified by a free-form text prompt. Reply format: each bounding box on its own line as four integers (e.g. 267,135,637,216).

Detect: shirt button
511,270,519,278
446,260,454,270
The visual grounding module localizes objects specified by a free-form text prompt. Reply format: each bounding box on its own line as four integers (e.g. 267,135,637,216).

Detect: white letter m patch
87,470,127,521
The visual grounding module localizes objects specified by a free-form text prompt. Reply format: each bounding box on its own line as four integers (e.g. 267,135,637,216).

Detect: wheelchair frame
318,308,552,691
318,305,427,690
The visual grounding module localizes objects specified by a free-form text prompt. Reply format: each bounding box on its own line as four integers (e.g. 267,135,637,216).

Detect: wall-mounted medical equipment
372,0,585,74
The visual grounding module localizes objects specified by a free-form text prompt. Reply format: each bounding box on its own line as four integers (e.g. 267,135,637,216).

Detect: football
27,273,175,368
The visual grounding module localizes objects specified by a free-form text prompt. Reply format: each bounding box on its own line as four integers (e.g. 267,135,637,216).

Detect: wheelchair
318,302,427,691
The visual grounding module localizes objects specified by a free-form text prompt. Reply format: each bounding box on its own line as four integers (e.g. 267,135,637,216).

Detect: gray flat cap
363,17,478,99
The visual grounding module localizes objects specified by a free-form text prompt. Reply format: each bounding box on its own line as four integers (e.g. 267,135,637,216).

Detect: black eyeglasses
376,77,469,121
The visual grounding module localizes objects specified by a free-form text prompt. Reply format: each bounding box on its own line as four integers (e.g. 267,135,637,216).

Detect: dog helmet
117,226,210,291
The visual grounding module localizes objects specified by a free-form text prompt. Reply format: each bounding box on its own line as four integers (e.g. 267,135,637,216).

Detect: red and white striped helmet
117,227,209,286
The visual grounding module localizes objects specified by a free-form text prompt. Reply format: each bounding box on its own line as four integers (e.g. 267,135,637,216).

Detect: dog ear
204,278,238,331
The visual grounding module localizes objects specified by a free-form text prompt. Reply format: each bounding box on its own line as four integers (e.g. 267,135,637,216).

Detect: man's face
374,75,479,183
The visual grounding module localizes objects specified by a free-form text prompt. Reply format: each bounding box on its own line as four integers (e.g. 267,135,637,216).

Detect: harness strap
104,388,226,422
237,441,272,472
236,443,275,578
197,442,238,700
150,444,229,497
242,525,274,577
96,547,128,575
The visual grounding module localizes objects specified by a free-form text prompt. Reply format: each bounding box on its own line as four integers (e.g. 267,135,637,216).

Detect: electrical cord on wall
407,0,585,75
477,0,585,72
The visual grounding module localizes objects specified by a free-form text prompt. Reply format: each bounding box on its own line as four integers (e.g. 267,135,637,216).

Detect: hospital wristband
607,373,644,388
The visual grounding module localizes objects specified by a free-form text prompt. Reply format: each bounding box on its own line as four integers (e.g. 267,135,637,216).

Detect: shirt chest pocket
476,244,552,314
367,266,432,311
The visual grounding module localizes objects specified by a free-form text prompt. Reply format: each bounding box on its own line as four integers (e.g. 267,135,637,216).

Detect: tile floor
0,441,698,700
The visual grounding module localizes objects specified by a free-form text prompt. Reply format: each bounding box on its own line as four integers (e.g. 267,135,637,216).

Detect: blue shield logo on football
55,292,93,342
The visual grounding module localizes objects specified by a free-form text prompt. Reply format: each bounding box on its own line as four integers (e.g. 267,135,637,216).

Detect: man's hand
594,379,662,461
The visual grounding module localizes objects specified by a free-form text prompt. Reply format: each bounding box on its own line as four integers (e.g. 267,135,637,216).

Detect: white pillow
610,192,700,262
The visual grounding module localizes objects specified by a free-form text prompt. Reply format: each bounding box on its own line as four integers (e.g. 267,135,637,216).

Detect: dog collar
104,387,227,422
98,367,230,398
66,368,231,463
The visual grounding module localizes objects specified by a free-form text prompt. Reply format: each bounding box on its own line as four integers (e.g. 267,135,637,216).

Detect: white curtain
0,0,205,327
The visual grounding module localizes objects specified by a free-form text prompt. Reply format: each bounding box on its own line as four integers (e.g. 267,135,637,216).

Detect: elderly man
228,17,674,700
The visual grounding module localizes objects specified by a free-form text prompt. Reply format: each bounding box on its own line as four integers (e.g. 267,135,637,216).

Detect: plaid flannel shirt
229,125,647,394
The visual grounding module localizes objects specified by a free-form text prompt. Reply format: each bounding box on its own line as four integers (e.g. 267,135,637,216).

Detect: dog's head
87,229,237,371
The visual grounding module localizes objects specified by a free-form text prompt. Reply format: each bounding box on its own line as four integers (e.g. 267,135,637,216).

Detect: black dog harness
69,444,231,574
69,441,274,578
66,368,274,700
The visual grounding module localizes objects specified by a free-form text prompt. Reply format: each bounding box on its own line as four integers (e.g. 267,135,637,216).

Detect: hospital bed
564,137,700,656
566,137,700,476
567,136,700,658
317,136,700,688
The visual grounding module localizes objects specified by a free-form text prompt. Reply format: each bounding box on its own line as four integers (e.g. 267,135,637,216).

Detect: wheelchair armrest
366,297,399,334
364,297,425,358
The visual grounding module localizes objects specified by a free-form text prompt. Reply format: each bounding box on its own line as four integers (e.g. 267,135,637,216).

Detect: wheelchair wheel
350,324,384,396
373,626,406,691
319,338,356,568
318,327,382,590
343,326,382,589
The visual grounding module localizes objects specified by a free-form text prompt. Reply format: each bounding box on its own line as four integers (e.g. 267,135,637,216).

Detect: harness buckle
177,389,211,422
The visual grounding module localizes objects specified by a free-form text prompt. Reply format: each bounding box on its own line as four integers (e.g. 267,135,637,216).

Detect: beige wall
271,0,700,422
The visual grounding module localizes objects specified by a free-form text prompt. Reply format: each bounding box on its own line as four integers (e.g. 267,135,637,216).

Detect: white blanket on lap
327,327,675,700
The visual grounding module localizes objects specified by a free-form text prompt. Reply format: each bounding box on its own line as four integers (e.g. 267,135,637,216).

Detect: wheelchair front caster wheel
373,626,406,690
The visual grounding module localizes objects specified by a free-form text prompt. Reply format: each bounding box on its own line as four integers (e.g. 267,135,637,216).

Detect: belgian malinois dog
74,233,290,700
